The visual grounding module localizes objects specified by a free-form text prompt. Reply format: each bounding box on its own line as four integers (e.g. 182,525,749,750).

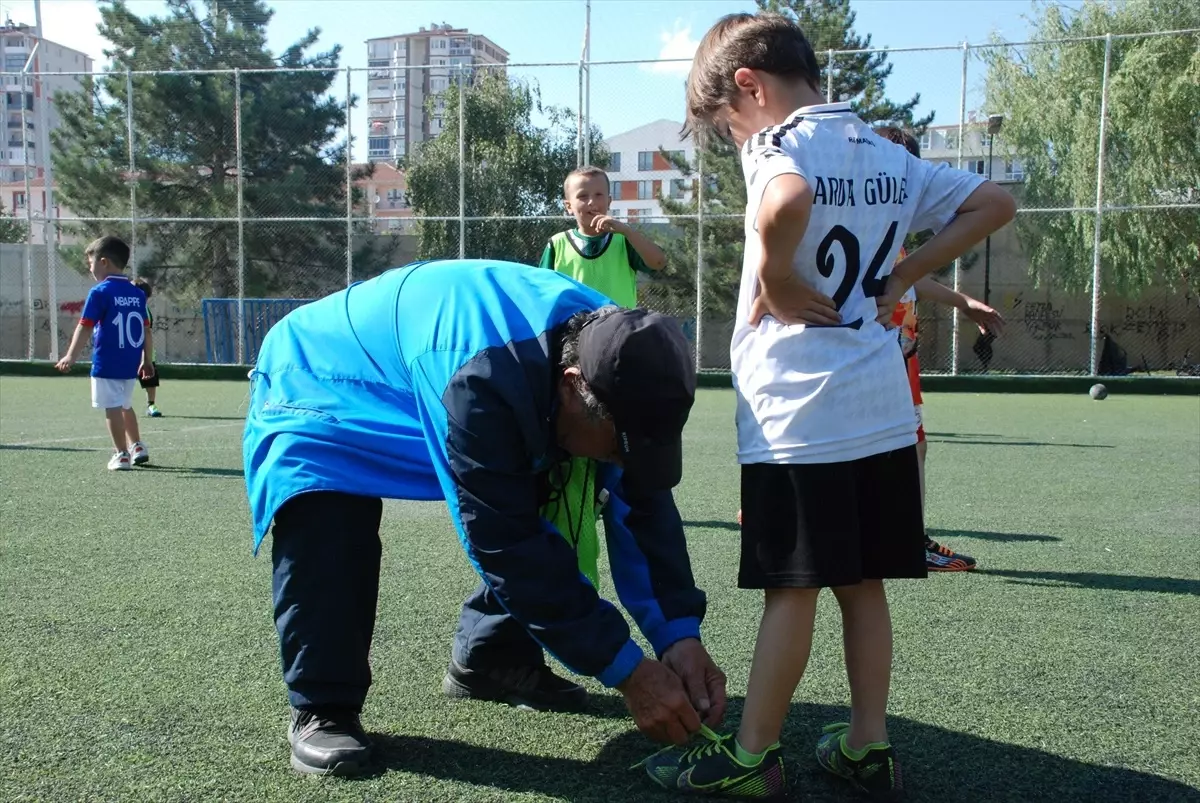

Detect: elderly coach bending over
242,258,727,776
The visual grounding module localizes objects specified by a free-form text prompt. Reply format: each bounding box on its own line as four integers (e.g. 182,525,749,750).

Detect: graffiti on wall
1010,293,1078,342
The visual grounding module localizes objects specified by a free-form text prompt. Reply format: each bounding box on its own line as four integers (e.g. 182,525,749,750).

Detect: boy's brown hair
874,126,921,159
685,12,822,144
85,235,131,270
133,277,153,299
563,164,610,195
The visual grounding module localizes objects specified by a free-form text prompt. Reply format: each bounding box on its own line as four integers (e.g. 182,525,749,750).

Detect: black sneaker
816,722,903,801
288,706,373,776
442,658,588,712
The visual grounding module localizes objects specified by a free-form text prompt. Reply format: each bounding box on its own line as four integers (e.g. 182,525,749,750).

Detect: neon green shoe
636,725,786,798
815,722,904,800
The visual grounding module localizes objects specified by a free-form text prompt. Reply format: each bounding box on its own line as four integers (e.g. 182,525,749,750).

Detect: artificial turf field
2,375,1198,803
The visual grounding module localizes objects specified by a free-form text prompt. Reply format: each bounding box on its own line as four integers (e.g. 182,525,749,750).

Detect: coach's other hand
661,638,727,728
618,657,702,745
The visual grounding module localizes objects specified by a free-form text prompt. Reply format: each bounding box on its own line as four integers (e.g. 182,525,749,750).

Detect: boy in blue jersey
56,235,155,471
244,259,727,777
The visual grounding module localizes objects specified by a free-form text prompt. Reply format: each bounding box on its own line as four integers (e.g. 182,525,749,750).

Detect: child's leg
736,587,820,753
735,461,860,753
146,386,157,404
104,408,127,452
845,444,924,749
123,408,142,447
831,580,892,749
120,379,142,448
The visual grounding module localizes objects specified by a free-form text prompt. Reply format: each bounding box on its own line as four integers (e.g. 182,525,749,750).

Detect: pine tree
50,0,394,302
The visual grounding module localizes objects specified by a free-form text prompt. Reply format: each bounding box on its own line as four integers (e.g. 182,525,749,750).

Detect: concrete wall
4,228,1196,372
677,221,1198,373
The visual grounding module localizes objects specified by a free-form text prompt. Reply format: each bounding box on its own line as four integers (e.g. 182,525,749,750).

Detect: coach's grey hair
559,305,621,423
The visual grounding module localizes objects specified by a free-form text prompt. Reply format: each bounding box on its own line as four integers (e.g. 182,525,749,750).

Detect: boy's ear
734,67,765,106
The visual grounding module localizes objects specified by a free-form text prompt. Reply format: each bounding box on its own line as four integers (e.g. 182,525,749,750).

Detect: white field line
2,421,241,448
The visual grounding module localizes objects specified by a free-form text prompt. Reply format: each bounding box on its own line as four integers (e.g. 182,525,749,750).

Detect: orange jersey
889,247,918,359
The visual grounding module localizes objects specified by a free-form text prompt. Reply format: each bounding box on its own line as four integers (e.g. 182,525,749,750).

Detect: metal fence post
234,68,246,365
1089,33,1114,376
345,68,353,287
33,3,60,359
458,67,466,259
126,70,137,279
694,147,704,372
951,40,968,375
20,65,34,360
826,49,834,102
583,0,591,166
576,16,585,166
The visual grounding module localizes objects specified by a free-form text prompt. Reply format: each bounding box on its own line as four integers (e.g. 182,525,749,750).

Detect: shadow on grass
926,432,1113,449
0,443,101,453
928,528,1062,544
137,464,244,479
982,569,1200,597
682,520,740,532
365,699,1200,802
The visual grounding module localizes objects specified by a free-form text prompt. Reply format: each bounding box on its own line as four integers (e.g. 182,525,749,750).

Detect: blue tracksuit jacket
243,259,705,689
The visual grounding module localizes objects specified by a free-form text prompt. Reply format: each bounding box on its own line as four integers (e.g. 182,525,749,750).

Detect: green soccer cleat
636,725,786,799
815,722,903,800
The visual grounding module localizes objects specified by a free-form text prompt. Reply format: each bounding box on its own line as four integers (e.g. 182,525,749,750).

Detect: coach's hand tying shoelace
618,657,703,746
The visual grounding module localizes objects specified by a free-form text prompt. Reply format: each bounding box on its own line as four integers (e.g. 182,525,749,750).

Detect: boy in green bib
539,166,668,587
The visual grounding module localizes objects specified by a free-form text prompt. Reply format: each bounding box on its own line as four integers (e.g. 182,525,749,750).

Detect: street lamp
974,113,1004,371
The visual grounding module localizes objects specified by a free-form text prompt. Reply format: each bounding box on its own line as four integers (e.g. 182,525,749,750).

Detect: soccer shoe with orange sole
925,536,977,572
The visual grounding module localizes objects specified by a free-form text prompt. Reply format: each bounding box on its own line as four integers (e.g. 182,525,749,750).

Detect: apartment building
354,162,412,233
918,118,1025,183
1,19,93,187
603,119,695,221
365,23,508,164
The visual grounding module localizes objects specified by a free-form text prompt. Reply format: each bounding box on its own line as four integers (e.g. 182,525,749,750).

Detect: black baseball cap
577,308,697,495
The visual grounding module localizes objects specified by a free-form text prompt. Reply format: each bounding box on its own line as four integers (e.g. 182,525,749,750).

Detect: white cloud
641,21,696,75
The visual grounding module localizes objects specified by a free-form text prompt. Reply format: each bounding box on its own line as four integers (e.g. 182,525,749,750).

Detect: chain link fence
2,26,1197,376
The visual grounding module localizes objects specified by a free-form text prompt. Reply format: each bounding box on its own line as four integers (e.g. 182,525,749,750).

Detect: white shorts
92,377,137,410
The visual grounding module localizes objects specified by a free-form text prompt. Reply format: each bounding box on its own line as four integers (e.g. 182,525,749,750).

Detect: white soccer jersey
732,102,986,465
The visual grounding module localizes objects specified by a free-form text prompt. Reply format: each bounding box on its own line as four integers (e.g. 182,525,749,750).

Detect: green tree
51,0,392,301
405,70,608,266
0,202,29,244
983,0,1200,293
760,0,934,128
657,0,938,323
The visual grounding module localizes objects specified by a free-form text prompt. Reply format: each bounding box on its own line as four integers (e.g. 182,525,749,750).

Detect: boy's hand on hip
875,273,912,328
618,657,702,745
750,270,840,327
661,638,727,728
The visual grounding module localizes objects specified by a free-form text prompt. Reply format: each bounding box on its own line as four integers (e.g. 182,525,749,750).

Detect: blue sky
9,0,1072,160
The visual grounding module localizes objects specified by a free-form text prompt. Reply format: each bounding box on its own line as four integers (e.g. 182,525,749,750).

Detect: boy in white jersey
640,12,1015,799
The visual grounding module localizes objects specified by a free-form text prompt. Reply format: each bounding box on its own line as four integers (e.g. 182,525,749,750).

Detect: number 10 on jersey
111,311,146,349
